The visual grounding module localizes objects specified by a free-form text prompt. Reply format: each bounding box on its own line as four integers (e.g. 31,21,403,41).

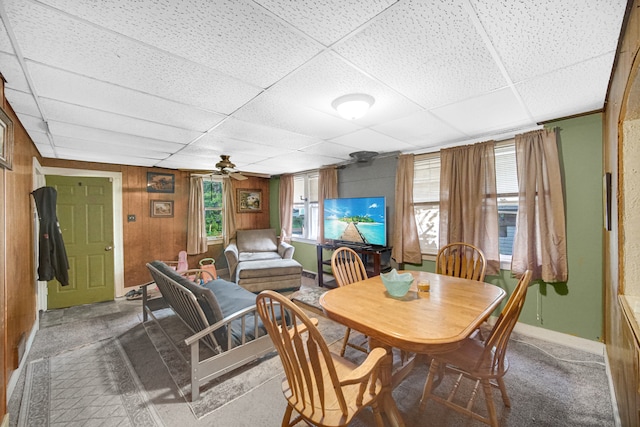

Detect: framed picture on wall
150,200,174,218
237,189,262,213
0,106,14,170
147,172,175,193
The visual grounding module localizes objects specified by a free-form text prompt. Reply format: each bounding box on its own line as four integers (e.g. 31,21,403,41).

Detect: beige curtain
318,167,338,243
186,176,208,255
222,177,236,247
511,128,568,282
392,154,422,264
279,174,294,243
439,141,500,275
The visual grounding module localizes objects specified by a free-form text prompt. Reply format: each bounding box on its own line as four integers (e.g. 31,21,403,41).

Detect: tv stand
317,242,392,288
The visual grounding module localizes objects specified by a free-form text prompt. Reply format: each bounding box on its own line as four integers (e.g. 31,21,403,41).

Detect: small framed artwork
237,189,262,213
0,106,14,170
147,172,175,193
150,200,174,218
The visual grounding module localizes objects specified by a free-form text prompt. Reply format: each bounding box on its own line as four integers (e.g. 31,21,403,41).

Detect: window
203,177,223,242
413,141,518,256
292,172,319,241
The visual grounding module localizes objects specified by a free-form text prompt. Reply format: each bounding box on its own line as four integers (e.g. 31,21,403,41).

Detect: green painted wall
269,113,604,341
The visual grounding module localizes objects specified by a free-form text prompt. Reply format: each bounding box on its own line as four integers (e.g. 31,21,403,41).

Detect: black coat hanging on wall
32,186,70,286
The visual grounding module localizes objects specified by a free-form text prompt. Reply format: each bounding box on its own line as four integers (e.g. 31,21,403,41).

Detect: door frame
37,165,125,300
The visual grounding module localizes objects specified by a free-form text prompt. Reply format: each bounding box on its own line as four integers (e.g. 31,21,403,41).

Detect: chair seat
434,337,510,379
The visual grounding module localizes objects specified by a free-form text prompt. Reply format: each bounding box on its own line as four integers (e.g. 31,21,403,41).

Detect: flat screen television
323,196,387,247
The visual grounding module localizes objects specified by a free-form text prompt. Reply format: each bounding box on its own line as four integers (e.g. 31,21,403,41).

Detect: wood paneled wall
231,176,271,230
1,86,42,419
39,159,271,287
604,1,640,425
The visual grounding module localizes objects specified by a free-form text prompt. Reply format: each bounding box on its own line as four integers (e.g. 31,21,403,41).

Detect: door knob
105,246,113,251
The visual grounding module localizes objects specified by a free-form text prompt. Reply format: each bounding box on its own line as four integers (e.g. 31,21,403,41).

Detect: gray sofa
224,228,302,293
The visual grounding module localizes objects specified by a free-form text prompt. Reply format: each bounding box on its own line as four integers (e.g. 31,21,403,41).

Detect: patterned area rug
18,338,163,427
143,306,346,420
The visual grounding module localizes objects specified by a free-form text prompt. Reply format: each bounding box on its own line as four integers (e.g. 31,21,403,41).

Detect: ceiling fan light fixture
332,93,375,120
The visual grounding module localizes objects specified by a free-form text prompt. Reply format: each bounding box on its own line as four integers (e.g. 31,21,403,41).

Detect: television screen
323,196,386,247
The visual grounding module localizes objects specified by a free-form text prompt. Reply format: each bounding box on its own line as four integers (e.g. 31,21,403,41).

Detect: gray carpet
135,302,615,427
18,338,163,427
8,290,617,427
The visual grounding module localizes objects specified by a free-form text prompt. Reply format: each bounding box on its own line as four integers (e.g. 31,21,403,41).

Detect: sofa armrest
224,243,239,279
278,241,295,259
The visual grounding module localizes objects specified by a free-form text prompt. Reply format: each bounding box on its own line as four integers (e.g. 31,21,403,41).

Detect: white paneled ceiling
0,0,628,175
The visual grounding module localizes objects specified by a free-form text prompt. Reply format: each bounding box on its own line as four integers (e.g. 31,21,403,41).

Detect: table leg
369,337,405,427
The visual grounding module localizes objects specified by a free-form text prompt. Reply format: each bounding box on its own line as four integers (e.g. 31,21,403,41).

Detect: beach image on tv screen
324,197,386,246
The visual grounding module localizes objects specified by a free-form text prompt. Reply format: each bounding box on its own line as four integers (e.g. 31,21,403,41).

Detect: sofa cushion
237,228,278,253
238,252,282,263
236,259,303,279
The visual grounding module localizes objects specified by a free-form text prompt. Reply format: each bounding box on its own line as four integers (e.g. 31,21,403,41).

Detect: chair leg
481,379,499,427
340,327,352,357
282,404,294,427
496,377,511,407
420,359,441,410
371,400,385,427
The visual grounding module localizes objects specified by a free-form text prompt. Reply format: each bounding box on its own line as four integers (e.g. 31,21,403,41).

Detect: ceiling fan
211,155,248,180
187,155,249,180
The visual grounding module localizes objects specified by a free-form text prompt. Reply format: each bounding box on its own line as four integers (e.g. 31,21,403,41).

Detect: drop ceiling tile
256,0,396,45
517,54,615,123
40,99,202,144
0,52,30,92
329,128,415,153
372,110,467,146
35,143,55,157
27,130,50,146
234,92,362,139
253,151,342,174
5,88,39,116
53,147,158,167
471,0,627,83
53,135,170,159
17,113,48,133
26,62,225,132
334,0,506,108
187,132,295,159
430,88,534,137
47,121,186,152
266,52,422,126
214,118,325,151
36,0,322,88
300,141,362,161
0,14,14,54
4,0,261,114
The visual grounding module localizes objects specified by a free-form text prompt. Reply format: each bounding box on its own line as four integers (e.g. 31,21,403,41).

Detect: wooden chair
436,242,487,282
256,290,386,427
419,270,533,427
331,247,369,356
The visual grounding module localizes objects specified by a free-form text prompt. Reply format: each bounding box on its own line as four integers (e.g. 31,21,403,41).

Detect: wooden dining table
319,270,506,427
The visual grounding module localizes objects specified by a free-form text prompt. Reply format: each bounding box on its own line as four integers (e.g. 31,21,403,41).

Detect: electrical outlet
127,214,136,222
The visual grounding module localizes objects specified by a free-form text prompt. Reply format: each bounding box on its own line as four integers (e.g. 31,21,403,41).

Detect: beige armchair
224,228,301,293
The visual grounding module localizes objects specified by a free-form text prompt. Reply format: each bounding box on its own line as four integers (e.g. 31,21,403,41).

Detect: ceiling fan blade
230,172,248,181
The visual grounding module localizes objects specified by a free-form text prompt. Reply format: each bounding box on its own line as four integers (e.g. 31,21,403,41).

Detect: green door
45,176,114,309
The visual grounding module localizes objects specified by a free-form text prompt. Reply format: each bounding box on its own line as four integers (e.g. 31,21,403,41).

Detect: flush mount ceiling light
331,93,375,120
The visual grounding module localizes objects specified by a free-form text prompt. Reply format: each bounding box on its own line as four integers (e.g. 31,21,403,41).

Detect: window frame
291,171,319,243
203,176,224,244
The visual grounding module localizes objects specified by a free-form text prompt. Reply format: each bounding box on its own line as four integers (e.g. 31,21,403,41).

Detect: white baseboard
1,413,9,427
486,317,605,355
6,315,39,405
